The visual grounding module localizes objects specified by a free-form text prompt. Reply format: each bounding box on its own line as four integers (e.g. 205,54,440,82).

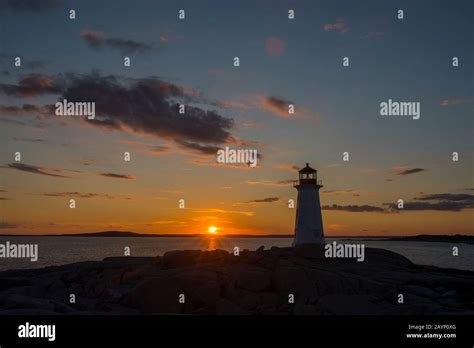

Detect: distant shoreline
0,231,472,244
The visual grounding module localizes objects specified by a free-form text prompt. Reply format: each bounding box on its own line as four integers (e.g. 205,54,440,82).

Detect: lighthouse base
292,236,326,247
293,184,325,247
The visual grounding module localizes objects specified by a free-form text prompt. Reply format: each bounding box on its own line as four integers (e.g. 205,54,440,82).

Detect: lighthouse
293,163,325,246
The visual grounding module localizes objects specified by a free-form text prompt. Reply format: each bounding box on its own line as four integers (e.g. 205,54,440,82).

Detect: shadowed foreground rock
0,246,473,315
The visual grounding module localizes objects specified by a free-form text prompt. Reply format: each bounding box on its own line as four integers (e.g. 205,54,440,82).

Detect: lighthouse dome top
299,163,317,174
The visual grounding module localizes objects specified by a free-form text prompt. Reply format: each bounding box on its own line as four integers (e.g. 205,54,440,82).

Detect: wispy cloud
416,193,474,202
440,98,467,107
322,204,384,213
68,156,104,166
323,19,349,34
120,140,171,156
321,190,361,197
98,173,135,180
259,96,295,118
219,95,317,120
244,179,293,186
243,197,279,204
0,74,61,98
80,30,153,55
397,168,426,176
384,192,474,212
42,191,132,200
193,208,254,217
2,163,71,178
275,163,300,172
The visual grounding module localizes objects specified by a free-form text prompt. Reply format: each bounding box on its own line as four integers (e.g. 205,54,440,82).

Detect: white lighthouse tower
293,163,325,246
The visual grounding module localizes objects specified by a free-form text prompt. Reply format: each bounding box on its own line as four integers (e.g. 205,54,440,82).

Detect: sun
208,226,218,234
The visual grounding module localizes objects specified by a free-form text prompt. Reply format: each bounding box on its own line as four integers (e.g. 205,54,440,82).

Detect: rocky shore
0,246,473,315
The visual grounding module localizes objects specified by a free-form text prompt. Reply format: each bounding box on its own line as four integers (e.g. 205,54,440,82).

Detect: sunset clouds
0,74,61,98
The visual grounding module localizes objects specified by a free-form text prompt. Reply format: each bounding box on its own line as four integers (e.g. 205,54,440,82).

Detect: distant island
385,234,474,245
0,231,293,238
0,231,472,244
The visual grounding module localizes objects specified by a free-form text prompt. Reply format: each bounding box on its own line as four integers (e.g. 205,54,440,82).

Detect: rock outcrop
0,246,473,315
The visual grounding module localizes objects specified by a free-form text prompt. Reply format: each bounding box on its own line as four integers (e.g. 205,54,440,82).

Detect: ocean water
0,236,472,271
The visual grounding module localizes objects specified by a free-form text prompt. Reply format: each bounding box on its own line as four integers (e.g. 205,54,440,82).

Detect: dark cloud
0,104,46,115
177,140,221,155
2,163,69,178
2,73,249,158
416,193,474,202
42,192,131,200
0,0,62,12
384,201,473,212
260,96,294,117
0,222,17,229
397,168,426,176
245,197,279,203
98,173,135,180
384,192,474,212
59,72,235,147
322,204,385,213
0,74,61,98
81,30,152,55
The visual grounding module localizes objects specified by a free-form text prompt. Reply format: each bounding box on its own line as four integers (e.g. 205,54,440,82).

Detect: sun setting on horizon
208,226,218,234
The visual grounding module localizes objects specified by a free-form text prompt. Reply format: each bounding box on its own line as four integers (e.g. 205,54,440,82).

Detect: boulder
402,285,439,299
122,277,184,314
190,281,221,310
232,265,271,292
162,250,202,268
2,294,55,311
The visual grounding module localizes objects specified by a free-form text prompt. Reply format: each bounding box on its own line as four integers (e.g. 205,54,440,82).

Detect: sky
0,0,473,236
